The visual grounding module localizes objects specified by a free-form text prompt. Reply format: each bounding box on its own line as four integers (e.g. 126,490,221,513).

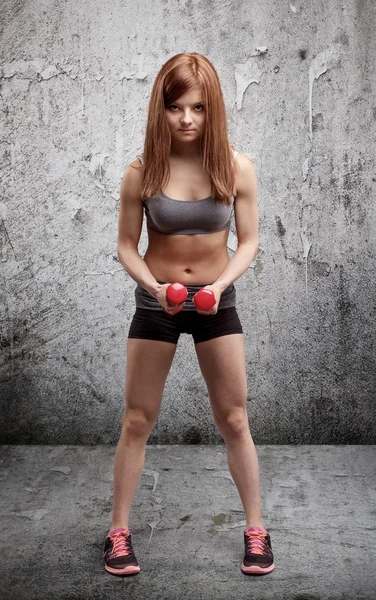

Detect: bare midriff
143,225,230,285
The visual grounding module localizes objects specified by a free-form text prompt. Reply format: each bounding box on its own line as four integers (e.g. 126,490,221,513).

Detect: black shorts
128,306,243,345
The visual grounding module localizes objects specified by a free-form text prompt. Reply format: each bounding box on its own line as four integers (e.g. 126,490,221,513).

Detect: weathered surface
1,0,375,443
0,444,375,599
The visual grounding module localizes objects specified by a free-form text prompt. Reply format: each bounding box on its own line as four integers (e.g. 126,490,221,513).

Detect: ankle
246,522,266,531
109,524,129,535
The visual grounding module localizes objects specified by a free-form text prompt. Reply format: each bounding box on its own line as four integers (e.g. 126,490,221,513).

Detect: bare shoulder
234,150,256,172
233,151,257,197
120,156,144,202
123,154,143,174
129,154,144,169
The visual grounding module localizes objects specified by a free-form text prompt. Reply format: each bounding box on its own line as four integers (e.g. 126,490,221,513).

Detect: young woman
103,53,275,577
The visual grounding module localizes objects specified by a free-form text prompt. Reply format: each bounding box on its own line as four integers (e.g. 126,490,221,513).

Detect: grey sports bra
137,149,239,235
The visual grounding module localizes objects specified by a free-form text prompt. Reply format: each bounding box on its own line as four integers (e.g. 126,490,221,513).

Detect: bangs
163,67,204,106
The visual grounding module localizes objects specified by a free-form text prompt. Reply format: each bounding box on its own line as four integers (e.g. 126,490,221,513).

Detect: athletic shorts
128,280,243,345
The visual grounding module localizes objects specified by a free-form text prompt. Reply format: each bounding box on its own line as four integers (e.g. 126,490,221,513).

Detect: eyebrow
169,100,204,105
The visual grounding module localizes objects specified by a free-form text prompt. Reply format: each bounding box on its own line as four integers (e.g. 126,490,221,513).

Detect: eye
168,104,179,111
195,104,204,111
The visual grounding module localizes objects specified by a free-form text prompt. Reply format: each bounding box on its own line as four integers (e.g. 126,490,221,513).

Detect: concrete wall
1,0,375,444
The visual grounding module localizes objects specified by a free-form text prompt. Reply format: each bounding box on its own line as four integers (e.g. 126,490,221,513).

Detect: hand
155,283,186,315
194,284,222,315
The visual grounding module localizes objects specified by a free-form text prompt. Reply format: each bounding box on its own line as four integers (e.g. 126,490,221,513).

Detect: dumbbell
193,288,216,312
162,282,188,315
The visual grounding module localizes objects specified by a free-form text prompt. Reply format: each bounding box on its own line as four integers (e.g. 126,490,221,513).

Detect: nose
181,110,193,126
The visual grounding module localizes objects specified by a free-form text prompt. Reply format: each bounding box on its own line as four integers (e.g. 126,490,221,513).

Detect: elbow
117,242,138,261
239,237,258,250
117,245,123,262
239,238,258,263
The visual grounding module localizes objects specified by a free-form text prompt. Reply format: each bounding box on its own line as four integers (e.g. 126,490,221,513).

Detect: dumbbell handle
193,288,216,311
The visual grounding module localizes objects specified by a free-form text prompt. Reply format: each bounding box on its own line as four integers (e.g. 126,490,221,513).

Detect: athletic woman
103,52,275,577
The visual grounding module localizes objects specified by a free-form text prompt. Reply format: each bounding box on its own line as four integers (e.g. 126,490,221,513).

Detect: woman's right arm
117,160,186,313
117,161,161,298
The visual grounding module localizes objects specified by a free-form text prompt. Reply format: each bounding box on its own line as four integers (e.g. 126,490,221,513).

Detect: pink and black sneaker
241,525,275,575
103,528,140,576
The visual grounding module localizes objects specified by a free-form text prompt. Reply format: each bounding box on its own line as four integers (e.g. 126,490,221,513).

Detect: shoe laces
245,529,269,555
109,529,132,557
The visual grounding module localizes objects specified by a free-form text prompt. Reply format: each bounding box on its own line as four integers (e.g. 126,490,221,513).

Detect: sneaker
241,525,275,575
103,527,141,576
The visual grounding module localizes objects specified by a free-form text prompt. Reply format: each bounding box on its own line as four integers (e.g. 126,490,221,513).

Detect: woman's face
164,86,206,143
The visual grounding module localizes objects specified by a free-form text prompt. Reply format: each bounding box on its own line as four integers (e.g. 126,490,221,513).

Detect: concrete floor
0,444,375,600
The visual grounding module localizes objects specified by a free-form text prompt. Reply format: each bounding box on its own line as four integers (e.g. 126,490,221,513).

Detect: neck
169,138,202,159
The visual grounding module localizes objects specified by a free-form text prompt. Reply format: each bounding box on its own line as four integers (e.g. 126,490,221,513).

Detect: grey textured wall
1,0,375,444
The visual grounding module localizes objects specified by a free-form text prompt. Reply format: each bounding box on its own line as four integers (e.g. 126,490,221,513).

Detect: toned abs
143,225,230,284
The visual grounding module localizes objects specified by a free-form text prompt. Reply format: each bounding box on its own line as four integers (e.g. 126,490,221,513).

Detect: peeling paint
1,59,42,78
1,60,80,81
211,471,234,484
309,45,342,141
302,157,309,180
300,232,312,295
15,509,49,521
234,60,261,110
250,46,268,56
40,65,62,80
146,518,161,545
226,230,238,252
142,468,159,492
50,466,71,475
89,153,109,180
120,70,149,81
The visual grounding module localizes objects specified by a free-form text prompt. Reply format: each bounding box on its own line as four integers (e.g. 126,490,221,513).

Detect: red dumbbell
162,282,188,315
193,288,216,312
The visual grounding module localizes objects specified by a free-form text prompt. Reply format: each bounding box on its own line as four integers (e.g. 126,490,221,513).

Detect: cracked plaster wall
0,0,375,443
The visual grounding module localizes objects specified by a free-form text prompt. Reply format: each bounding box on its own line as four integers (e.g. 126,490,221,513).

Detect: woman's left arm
212,153,259,294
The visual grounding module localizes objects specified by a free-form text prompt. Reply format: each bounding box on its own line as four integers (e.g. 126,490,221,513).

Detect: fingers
165,301,186,315
195,308,218,315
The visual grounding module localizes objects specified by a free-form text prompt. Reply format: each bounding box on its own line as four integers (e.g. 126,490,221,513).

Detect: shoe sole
241,562,275,575
105,564,141,576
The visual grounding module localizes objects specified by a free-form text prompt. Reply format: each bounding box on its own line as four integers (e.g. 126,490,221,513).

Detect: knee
216,409,249,438
121,408,155,438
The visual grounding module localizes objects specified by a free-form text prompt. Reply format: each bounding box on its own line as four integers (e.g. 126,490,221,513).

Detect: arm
212,153,259,293
117,161,161,297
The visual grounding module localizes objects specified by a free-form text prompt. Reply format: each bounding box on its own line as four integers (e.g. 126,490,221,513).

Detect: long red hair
138,53,237,206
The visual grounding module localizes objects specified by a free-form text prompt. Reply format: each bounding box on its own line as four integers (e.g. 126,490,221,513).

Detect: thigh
194,331,247,422
125,308,178,422
125,337,177,422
